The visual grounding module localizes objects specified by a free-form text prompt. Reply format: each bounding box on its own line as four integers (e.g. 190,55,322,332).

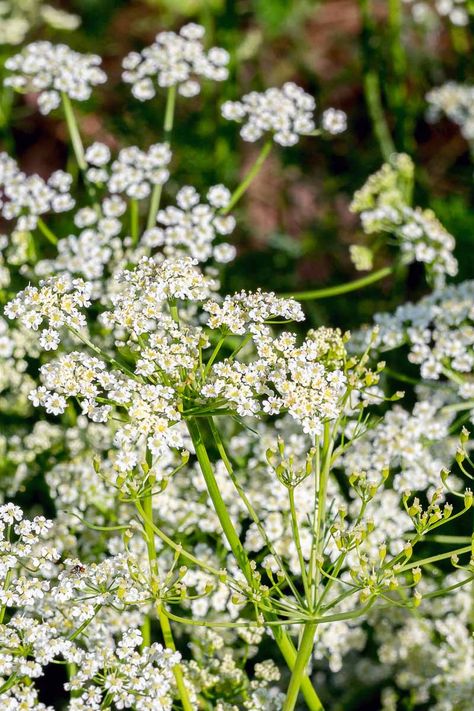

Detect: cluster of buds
348,467,390,503
402,487,458,535
265,437,317,488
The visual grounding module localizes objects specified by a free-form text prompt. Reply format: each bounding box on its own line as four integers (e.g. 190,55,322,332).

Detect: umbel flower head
4,41,107,114
96,143,172,199
122,23,229,101
426,81,474,142
143,184,236,263
350,153,458,286
222,82,347,146
0,152,74,231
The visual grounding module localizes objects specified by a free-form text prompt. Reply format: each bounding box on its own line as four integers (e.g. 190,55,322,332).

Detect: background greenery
4,0,473,334
1,3,473,709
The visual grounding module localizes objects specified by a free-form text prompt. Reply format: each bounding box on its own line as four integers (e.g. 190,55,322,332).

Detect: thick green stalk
208,416,303,602
140,495,193,711
285,266,393,301
359,0,396,161
187,418,252,579
221,139,272,214
141,615,151,649
61,92,87,171
388,0,408,150
186,417,324,711
130,198,140,245
283,623,318,711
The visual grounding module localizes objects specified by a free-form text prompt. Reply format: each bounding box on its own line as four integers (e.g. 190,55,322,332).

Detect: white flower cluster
364,204,457,285
104,256,218,335
187,629,285,710
204,289,305,334
86,142,172,199
5,273,92,348
0,152,74,231
203,327,347,434
351,154,458,286
426,82,474,143
403,0,470,27
34,193,129,284
371,280,474,402
122,23,229,101
0,617,79,710
0,1,80,46
32,352,185,471
342,398,454,492
0,420,63,500
372,575,474,709
222,82,346,146
5,41,107,114
0,504,59,608
66,629,181,711
143,185,236,263
0,315,39,416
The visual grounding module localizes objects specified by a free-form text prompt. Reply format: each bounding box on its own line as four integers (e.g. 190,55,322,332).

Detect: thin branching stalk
147,85,177,230
138,493,193,711
284,266,393,301
61,92,87,171
282,622,317,711
221,139,272,214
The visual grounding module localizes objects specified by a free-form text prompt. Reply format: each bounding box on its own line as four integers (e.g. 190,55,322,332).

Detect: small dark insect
69,564,86,576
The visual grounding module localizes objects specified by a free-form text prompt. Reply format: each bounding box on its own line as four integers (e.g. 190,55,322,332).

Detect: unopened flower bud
456,448,465,465
464,489,473,509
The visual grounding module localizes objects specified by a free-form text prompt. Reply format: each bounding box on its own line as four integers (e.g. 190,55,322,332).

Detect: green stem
309,422,334,608
130,198,139,245
285,266,393,301
141,615,151,649
140,494,193,711
283,623,318,711
398,545,471,572
0,569,13,624
134,499,225,578
289,487,312,601
359,0,396,161
203,335,226,379
61,92,87,171
0,673,18,695
186,416,324,711
164,84,177,140
68,604,102,641
146,86,177,230
363,72,396,162
158,606,193,711
221,139,272,214
146,183,163,231
37,217,58,245
208,416,302,601
388,0,407,150
187,417,251,579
